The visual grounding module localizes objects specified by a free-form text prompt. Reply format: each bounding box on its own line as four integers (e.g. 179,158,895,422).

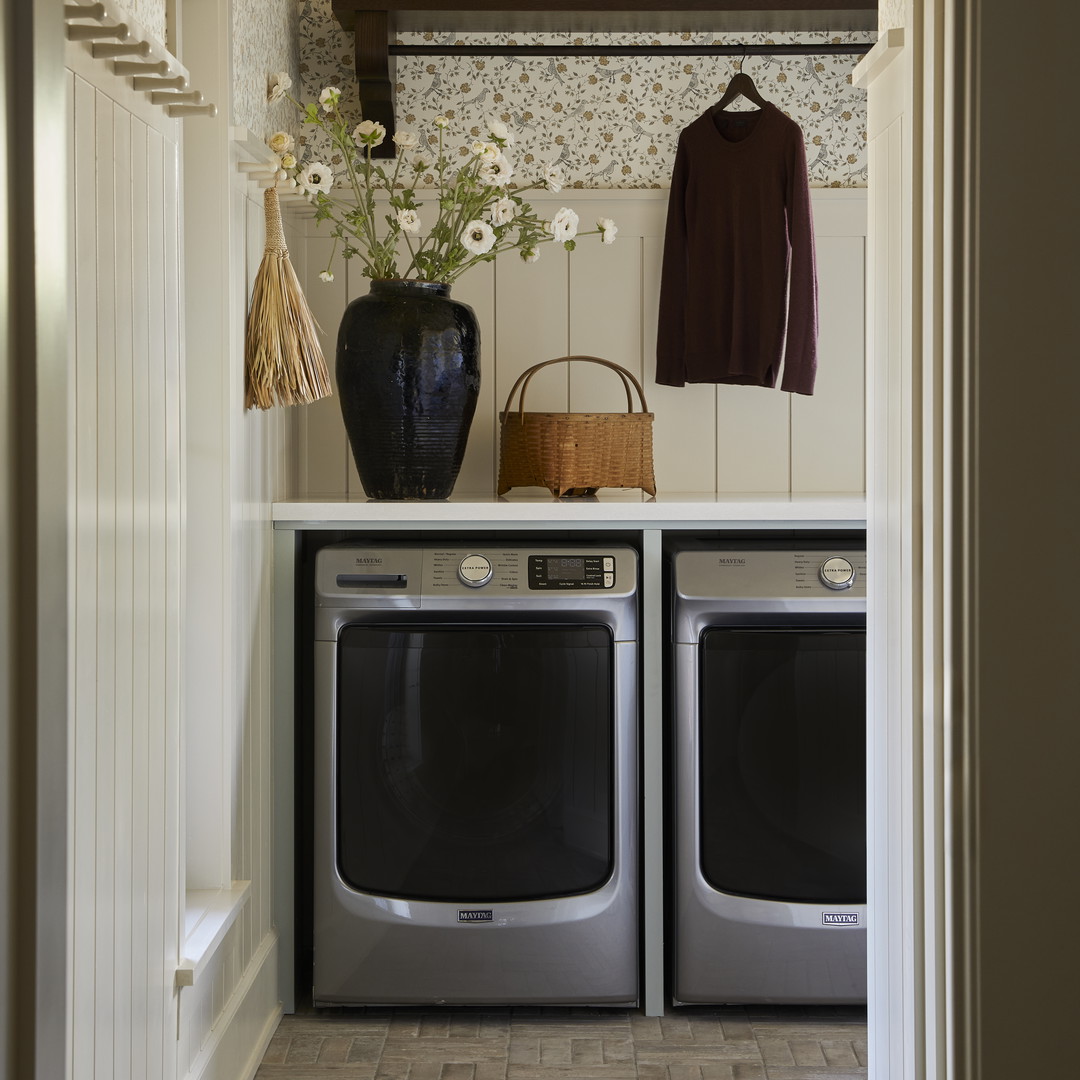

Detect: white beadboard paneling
296,190,867,499
70,69,99,1079
94,88,118,1080
715,385,792,493
496,246,572,414
792,235,866,492
144,122,172,1080
643,233,717,494
112,100,136,1080
66,32,297,1079
69,50,187,1080
162,115,184,1080
568,236,644,409
128,109,152,1080
294,233,350,496
449,260,496,495
567,237,650,495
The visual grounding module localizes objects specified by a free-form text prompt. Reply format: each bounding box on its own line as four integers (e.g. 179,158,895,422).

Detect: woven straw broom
244,186,332,410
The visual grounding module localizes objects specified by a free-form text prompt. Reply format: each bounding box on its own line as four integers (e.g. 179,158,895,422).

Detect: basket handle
501,355,652,423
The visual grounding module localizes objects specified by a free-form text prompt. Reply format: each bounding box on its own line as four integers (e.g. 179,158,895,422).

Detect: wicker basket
497,355,656,498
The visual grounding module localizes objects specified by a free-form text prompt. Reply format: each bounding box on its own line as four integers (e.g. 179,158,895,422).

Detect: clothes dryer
313,542,639,1006
671,543,867,1004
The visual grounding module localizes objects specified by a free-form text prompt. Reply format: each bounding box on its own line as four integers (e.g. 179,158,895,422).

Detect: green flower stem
321,106,387,275
276,93,614,285
400,136,447,278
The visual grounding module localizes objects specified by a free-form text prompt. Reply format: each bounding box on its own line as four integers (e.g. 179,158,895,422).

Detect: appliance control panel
527,554,617,590
416,547,634,596
676,549,867,601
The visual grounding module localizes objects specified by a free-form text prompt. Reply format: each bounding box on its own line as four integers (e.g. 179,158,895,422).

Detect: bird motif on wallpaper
565,97,598,119
422,72,444,97
597,65,628,84
822,98,854,120
546,143,572,168
806,140,833,176
587,159,618,183
509,110,539,130
542,58,567,84
800,56,826,85
679,71,703,99
460,86,490,107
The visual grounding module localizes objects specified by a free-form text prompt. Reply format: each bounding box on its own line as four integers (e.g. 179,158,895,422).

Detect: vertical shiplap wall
297,189,866,497
66,36,290,1080
67,58,182,1080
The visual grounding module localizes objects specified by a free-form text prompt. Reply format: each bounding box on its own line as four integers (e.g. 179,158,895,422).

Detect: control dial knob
458,554,493,588
819,556,856,590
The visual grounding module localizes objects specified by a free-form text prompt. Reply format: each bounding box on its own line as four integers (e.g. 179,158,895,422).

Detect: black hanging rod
390,42,873,57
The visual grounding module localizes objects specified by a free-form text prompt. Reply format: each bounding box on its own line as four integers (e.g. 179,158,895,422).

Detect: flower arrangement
266,85,617,286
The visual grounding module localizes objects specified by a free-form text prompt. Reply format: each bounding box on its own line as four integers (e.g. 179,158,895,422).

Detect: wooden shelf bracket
353,10,397,157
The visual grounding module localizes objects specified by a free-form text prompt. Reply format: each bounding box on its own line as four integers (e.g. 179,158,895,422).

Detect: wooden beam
330,3,878,35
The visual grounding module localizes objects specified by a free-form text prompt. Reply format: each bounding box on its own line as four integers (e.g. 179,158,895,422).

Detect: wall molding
294,187,867,501
180,931,281,1080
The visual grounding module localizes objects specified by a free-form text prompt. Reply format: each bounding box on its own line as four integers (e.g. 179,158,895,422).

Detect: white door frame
864,3,1080,1077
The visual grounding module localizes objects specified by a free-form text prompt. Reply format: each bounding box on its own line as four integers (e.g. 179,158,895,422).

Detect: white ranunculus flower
549,206,580,244
297,162,333,195
280,152,297,170
487,197,516,226
460,219,496,256
411,153,430,171
318,270,334,283
396,208,421,234
319,86,341,111
521,247,540,264
479,153,514,187
393,130,419,150
266,72,292,104
433,114,450,129
543,163,564,193
597,217,618,245
471,140,500,162
352,120,386,147
267,130,293,155
488,117,515,146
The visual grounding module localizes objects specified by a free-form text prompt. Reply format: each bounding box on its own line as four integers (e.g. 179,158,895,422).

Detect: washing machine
312,542,639,1006
671,542,867,1004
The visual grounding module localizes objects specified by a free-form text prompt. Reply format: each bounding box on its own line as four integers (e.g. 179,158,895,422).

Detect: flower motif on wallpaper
294,1,872,189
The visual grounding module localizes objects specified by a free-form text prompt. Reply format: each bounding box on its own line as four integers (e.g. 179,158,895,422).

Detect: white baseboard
182,930,283,1080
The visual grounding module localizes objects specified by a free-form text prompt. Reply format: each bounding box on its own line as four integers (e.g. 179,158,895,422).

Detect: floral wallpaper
879,2,907,32
295,0,873,188
232,0,302,141
122,0,166,47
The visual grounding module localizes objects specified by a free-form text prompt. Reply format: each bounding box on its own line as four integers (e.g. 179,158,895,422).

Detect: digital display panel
546,557,585,580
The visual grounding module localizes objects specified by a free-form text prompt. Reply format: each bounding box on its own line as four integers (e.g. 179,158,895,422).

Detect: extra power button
458,554,493,587
819,556,856,590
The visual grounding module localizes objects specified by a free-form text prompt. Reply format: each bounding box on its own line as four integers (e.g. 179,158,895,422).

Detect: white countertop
272,491,867,529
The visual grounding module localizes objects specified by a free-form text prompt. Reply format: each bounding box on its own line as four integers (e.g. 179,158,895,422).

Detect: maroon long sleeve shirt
656,103,818,395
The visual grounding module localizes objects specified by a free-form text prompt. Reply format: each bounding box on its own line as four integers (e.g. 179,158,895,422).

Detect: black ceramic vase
336,279,480,500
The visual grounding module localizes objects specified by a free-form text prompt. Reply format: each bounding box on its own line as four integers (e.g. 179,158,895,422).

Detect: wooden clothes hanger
714,52,769,111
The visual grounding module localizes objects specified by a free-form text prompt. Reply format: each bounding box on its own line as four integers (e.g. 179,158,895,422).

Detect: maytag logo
717,557,746,565
458,910,493,923
822,912,860,926
354,556,383,565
